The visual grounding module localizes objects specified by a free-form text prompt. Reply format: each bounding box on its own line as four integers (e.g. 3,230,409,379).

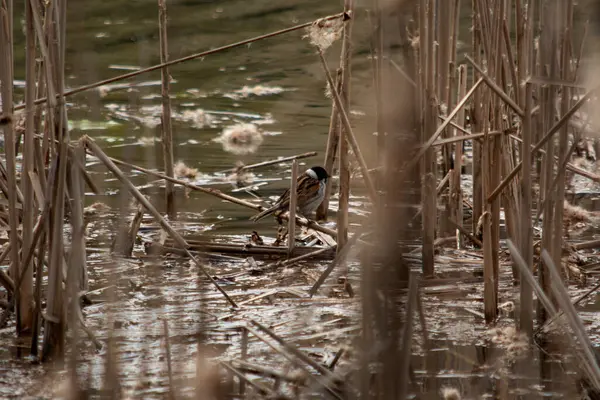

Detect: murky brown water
2,0,600,399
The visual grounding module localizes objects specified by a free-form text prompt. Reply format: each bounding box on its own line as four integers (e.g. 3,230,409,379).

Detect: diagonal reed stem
14,12,349,112
83,136,238,308
317,48,378,204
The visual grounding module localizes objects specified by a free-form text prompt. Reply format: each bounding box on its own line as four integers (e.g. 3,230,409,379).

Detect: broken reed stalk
317,48,377,204
287,161,298,257
250,320,335,379
217,151,317,173
243,325,341,398
83,136,238,308
308,227,364,296
336,0,353,249
158,0,176,220
259,245,336,274
14,12,349,112
221,362,275,397
0,0,22,336
112,202,144,257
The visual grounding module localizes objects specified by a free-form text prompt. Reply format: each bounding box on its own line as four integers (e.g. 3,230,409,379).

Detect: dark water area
2,0,600,399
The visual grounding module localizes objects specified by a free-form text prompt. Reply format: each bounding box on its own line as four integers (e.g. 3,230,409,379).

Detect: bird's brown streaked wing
296,175,320,205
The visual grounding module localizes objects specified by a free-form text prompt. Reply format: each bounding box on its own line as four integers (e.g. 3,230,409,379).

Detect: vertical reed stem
0,0,21,335
519,82,533,338
336,0,353,251
420,0,436,277
43,0,69,361
451,65,467,248
20,0,37,334
159,0,176,219
287,161,298,257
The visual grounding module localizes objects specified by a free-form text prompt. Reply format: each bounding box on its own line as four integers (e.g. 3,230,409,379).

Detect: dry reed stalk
487,84,598,203
541,250,600,389
221,362,275,397
19,0,36,334
398,273,418,399
446,217,482,248
218,151,317,173
370,2,385,181
316,67,342,221
70,143,88,292
451,65,467,248
14,12,349,112
308,227,364,296
239,327,248,397
537,1,560,325
67,143,85,388
112,202,144,257
482,210,497,323
103,152,337,238
437,0,452,175
258,245,336,274
471,0,483,237
317,49,377,204
42,0,70,360
551,2,573,273
163,320,175,400
404,79,484,174
519,82,534,337
158,0,176,219
244,324,341,398
465,59,525,118
83,137,238,307
106,153,261,209
536,281,600,336
492,0,504,317
30,209,47,356
336,0,353,249
287,161,298,257
419,0,436,277
248,320,338,382
431,128,506,146
0,0,22,336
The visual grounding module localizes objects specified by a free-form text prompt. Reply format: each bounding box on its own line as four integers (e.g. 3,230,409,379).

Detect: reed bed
1,0,600,399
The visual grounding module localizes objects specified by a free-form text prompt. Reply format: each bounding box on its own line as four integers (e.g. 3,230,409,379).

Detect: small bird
250,166,330,222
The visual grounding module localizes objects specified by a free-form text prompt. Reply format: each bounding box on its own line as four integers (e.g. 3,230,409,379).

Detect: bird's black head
309,166,329,181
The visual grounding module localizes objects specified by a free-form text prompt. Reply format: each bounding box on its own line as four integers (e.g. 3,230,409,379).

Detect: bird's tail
249,206,277,222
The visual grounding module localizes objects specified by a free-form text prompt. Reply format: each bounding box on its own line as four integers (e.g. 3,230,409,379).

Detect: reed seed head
305,17,344,51
215,123,264,155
